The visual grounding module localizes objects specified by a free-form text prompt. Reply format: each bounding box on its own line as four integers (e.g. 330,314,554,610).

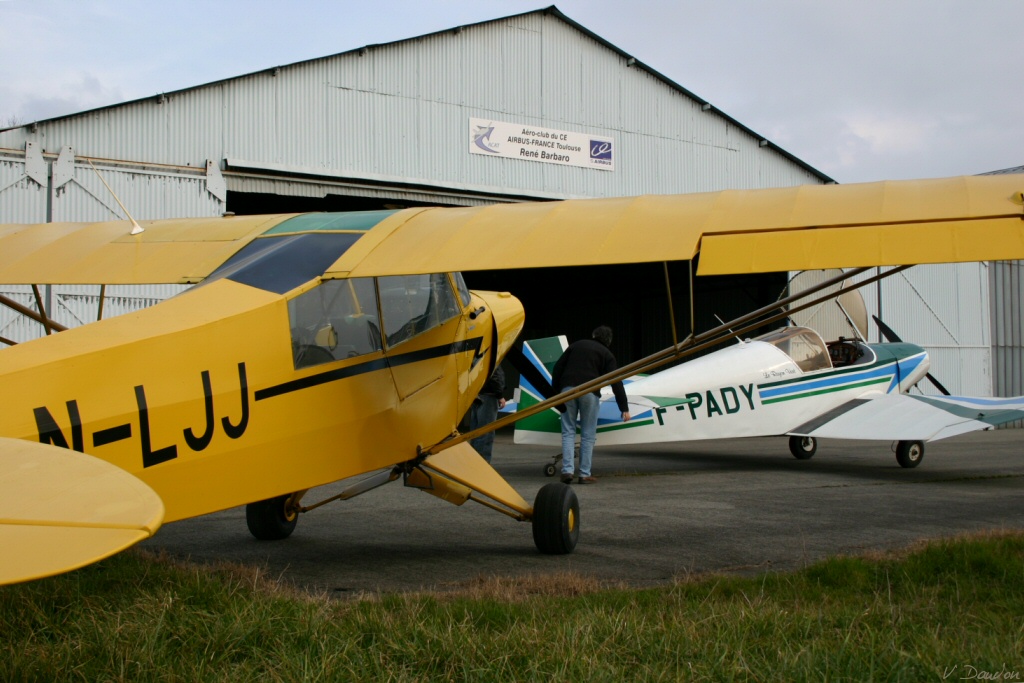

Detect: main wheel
896,440,924,468
789,435,817,460
246,494,298,540
532,483,579,554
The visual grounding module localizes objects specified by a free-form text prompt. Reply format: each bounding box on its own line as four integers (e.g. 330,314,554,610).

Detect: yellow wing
0,438,164,585
326,174,1024,278
2,175,1020,285
0,214,295,285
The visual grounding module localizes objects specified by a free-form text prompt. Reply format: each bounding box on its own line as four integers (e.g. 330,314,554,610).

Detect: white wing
789,394,1024,443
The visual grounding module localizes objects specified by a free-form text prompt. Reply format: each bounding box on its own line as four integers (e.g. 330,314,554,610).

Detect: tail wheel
896,440,925,468
789,435,817,460
246,494,298,540
532,483,579,554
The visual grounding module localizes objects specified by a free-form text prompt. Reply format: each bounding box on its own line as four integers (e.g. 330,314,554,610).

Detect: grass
1,531,1023,682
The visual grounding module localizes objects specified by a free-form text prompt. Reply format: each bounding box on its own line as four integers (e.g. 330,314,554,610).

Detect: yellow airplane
1,174,1022,585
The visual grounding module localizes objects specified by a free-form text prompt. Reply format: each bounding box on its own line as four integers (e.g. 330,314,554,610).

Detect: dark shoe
560,474,574,484
578,476,597,485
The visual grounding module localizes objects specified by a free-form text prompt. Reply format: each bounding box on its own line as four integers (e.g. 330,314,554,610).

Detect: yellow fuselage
0,277,524,522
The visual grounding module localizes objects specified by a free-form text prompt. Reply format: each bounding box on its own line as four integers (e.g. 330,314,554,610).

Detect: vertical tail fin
512,336,567,445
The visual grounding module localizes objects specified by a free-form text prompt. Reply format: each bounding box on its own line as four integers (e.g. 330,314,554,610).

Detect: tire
789,435,817,460
896,440,925,469
246,494,298,540
543,463,557,477
532,483,579,554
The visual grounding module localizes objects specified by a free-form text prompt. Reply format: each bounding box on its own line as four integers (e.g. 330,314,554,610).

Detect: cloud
843,114,939,157
7,72,124,122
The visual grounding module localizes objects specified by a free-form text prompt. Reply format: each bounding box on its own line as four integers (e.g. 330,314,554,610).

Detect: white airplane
513,323,1024,471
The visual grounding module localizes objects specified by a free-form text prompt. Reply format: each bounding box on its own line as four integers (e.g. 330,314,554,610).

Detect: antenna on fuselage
87,159,144,235
714,314,746,344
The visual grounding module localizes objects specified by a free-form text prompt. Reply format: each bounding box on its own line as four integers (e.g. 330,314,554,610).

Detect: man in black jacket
551,326,630,484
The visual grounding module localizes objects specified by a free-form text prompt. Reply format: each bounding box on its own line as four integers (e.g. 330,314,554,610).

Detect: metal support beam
0,293,68,332
30,285,53,335
663,262,678,347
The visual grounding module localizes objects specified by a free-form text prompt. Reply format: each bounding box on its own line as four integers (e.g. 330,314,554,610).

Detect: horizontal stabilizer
0,438,165,585
789,394,1024,442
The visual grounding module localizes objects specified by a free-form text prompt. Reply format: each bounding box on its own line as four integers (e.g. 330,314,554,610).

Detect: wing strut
30,285,53,335
0,293,68,333
663,261,679,347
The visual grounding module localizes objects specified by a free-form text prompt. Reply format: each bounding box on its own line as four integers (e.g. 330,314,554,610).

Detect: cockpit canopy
755,326,876,373
754,326,831,372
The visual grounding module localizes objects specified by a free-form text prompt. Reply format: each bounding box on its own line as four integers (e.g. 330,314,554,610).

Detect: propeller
871,315,952,395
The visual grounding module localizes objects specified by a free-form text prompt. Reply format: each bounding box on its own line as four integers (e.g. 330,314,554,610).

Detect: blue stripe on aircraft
919,395,1024,407
759,362,899,400
890,353,926,392
523,344,549,380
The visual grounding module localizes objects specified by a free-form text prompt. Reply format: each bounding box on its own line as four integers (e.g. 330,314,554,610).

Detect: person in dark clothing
469,366,506,463
551,326,630,484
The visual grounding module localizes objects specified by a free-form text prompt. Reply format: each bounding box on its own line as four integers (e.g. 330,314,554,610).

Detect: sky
0,0,1020,185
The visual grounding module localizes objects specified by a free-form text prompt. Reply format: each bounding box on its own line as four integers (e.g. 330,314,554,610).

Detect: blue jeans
470,395,499,463
560,388,599,477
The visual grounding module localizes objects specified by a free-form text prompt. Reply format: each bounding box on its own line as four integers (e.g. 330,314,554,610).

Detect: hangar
0,7,1018,403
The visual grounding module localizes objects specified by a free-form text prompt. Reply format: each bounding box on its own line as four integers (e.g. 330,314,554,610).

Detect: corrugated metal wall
0,284,189,343
853,263,994,397
1,148,221,223
0,154,47,222
990,260,1023,426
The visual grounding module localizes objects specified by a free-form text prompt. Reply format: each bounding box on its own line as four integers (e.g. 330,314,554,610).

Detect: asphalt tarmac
142,429,1024,596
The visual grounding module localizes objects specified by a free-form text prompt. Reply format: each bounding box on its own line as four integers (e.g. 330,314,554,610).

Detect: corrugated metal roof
983,165,1024,175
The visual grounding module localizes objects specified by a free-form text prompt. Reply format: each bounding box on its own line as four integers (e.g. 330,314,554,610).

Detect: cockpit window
288,278,381,369
202,233,361,294
378,273,460,347
828,340,875,368
452,272,472,308
755,326,831,372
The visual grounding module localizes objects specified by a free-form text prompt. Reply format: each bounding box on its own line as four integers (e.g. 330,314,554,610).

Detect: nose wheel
543,446,580,476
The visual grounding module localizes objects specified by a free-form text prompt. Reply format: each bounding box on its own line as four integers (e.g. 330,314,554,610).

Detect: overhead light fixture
626,57,636,67
701,103,711,111
758,139,769,147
